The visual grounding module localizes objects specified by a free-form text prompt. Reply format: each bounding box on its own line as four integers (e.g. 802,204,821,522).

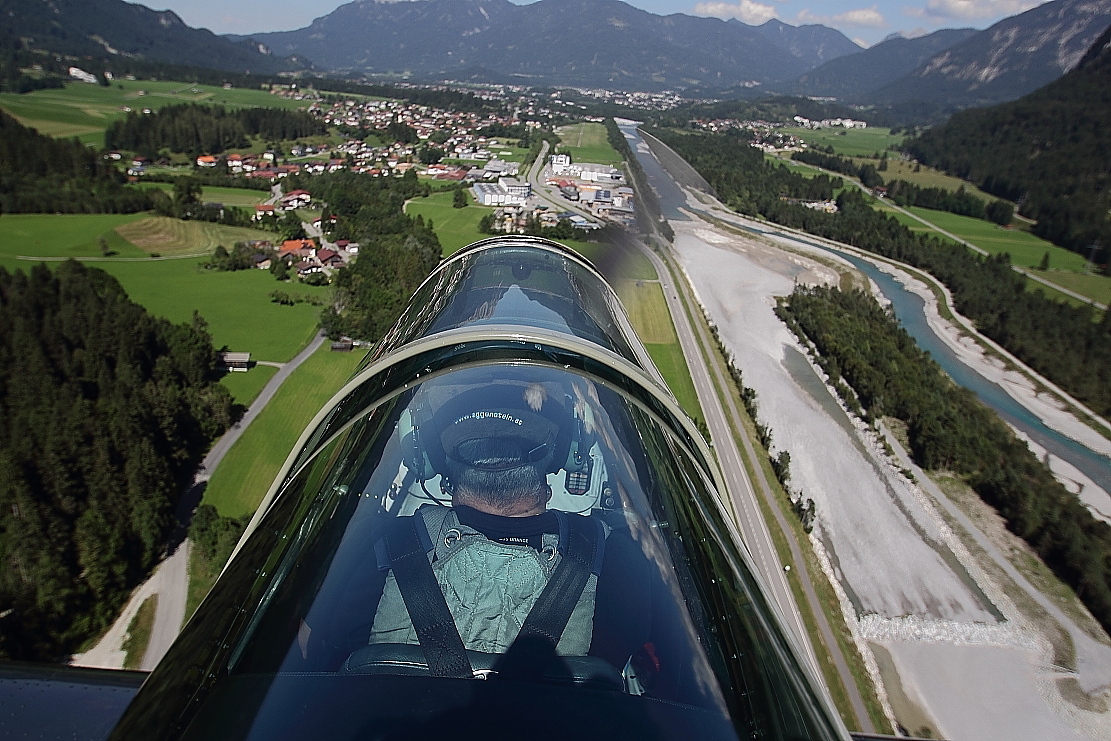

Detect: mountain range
6,0,1110,110
1,0,308,75
867,0,1111,106
903,22,1111,252
231,0,861,90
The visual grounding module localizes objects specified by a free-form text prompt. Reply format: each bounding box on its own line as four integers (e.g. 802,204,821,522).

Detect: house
280,189,311,209
281,239,316,259
217,351,251,372
196,155,218,168
253,253,272,270
316,249,343,268
331,338,354,352
253,204,276,220
295,260,321,277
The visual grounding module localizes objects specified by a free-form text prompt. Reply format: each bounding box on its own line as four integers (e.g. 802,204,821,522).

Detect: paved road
73,331,328,670
196,330,327,484
626,131,876,730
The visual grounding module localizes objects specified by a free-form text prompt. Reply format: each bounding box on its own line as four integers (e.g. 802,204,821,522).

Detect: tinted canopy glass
116,359,843,741
364,238,648,372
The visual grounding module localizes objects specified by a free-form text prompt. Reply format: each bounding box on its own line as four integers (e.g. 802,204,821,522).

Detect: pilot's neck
453,490,546,517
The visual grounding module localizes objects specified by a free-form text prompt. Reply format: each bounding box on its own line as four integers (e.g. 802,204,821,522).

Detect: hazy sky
160,0,1049,47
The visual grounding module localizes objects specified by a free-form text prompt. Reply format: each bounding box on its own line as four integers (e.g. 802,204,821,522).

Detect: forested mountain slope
905,23,1111,254
1,0,308,75
0,263,235,660
789,29,977,100
870,0,1111,106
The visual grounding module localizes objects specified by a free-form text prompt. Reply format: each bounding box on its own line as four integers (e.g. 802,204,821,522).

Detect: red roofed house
316,249,343,268
196,155,218,168
253,204,276,220
280,239,316,259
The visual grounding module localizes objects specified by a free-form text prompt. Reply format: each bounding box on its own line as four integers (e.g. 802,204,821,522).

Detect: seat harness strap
385,511,604,679
516,512,602,648
384,520,473,679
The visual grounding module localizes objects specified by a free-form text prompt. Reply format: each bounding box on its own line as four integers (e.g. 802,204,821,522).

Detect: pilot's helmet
430,383,573,496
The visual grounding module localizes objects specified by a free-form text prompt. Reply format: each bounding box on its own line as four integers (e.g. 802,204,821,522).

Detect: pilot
366,383,605,660
344,382,666,694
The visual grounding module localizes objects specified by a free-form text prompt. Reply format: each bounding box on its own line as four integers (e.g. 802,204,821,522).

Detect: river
618,120,1111,520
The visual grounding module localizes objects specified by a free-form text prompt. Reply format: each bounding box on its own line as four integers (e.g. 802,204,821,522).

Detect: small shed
218,351,251,372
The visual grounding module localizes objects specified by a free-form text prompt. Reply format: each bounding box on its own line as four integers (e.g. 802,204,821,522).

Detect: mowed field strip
202,344,367,518
556,122,624,166
115,216,275,256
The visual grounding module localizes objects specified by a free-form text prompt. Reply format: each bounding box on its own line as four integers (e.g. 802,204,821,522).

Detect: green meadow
219,365,279,408
556,122,623,166
615,278,701,423
904,207,1087,271
137,183,267,207
0,213,327,366
0,79,310,145
404,190,494,256
202,345,367,518
783,126,903,158
0,213,149,258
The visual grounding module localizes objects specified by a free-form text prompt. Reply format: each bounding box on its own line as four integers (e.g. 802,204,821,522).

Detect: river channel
618,121,1111,514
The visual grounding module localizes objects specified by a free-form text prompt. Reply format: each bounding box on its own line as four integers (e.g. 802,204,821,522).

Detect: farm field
904,207,1086,271
0,213,326,362
115,216,276,256
219,364,279,408
137,183,268,207
557,122,623,166
0,213,149,259
0,79,310,145
867,202,1108,306
612,278,701,424
783,126,903,158
876,159,999,202
404,190,494,256
1028,270,1111,307
202,344,367,518
98,258,328,362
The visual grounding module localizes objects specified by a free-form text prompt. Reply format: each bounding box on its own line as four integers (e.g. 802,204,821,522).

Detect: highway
622,128,876,731
645,232,876,732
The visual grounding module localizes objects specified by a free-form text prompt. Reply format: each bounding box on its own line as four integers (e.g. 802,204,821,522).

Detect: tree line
776,285,1111,633
286,169,442,342
903,24,1111,257
650,127,1111,422
104,103,327,157
0,110,159,214
0,261,235,660
885,179,1013,225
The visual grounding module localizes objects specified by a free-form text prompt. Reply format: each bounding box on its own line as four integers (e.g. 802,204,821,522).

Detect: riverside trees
777,286,1111,633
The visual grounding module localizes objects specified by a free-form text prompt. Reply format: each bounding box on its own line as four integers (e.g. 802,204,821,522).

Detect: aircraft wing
0,661,145,740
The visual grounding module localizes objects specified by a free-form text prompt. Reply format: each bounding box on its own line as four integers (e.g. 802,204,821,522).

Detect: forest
776,286,1111,633
104,103,327,157
650,127,1111,422
0,110,161,214
0,262,235,660
903,24,1111,256
296,169,442,342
